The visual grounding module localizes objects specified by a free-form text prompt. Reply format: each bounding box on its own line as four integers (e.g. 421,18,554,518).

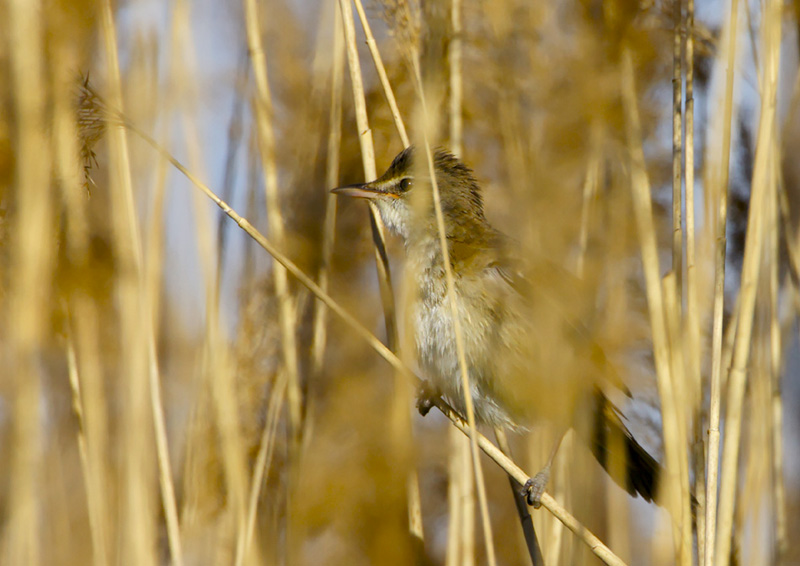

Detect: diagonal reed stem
127,116,628,566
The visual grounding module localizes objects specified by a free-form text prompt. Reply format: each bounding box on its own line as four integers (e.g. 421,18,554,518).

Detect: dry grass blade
338,0,401,349
715,2,782,563
311,3,345,377
445,1,474,564
243,0,302,441
768,139,787,562
704,0,740,563
577,142,599,277
413,73,498,565
672,0,683,302
140,109,183,565
683,0,706,561
663,271,693,566
353,0,410,147
65,336,109,566
448,0,462,157
100,4,185,564
241,371,287,566
338,0,422,545
446,429,474,566
99,1,162,562
621,46,691,565
58,68,112,565
7,4,52,562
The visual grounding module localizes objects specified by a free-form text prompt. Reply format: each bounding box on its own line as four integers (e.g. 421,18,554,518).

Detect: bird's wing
482,229,631,398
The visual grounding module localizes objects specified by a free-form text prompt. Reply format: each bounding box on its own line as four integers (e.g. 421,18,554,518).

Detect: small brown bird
333,146,659,506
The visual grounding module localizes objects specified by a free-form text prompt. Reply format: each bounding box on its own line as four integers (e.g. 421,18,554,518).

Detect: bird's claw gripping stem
522,466,551,509
416,380,437,417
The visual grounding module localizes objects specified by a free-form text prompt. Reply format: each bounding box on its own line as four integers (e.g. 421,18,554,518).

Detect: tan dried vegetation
0,0,798,565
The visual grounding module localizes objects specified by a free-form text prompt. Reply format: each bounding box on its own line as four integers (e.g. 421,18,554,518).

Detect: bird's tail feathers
588,391,660,503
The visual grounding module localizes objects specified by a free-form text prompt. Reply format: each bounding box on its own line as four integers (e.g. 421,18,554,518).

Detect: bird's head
332,146,488,243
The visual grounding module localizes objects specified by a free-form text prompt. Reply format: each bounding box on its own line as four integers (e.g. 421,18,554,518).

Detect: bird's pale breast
409,237,523,429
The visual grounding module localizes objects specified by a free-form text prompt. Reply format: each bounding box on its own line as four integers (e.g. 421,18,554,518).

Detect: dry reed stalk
771,343,788,563
737,284,773,564
577,143,600,278
343,2,427,536
445,429,463,566
208,350,251,566
139,14,195,563
672,0,683,302
446,430,476,566
663,272,693,566
547,433,574,565
147,344,184,566
412,74,497,563
582,130,631,563
177,50,257,566
311,1,345,379
396,10,499,560
620,46,691,566
576,131,602,564
64,308,112,562
143,114,183,566
703,0,740,562
670,15,695,561
459,431,476,566
721,299,740,384
769,170,788,562
338,0,424,547
99,1,164,563
169,4,251,563
65,336,107,566
683,0,707,562
215,59,248,284
605,431,632,564
714,2,781,563
243,0,302,442
241,369,288,566
160,6,250,562
242,134,260,288
444,2,475,564
6,3,52,562
777,156,800,296
744,0,760,80
338,0,399,348
339,0,424,552
57,61,112,566
766,149,787,562
353,0,410,147
449,0,462,157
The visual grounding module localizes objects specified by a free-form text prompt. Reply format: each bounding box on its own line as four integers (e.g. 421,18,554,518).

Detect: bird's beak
331,183,397,199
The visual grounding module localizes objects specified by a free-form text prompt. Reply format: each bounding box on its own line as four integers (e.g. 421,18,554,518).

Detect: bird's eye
399,178,412,192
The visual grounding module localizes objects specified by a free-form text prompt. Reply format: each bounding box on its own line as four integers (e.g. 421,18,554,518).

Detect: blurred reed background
0,0,799,564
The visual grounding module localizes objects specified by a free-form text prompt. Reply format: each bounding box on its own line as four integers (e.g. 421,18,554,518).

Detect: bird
332,146,660,507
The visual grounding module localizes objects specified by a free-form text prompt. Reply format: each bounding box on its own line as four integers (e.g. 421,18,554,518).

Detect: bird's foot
522,466,551,509
416,381,438,417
